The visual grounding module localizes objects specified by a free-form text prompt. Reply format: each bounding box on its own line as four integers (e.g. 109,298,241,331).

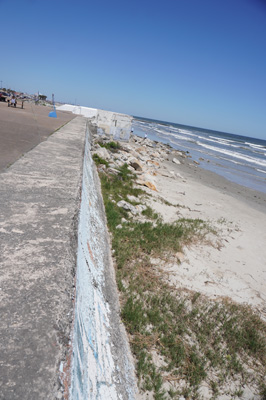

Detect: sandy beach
128,136,266,317
151,153,266,316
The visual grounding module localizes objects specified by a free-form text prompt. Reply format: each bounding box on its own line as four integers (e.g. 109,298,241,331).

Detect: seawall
70,123,136,399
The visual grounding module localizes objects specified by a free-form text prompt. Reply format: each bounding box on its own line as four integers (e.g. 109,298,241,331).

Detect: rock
108,167,119,175
172,157,181,165
151,152,160,158
135,146,146,153
92,147,110,160
98,165,107,173
114,159,125,167
193,160,200,165
175,172,184,180
173,151,183,157
136,179,158,191
176,252,185,263
118,152,129,162
160,169,176,178
117,200,138,215
121,144,133,153
135,204,147,212
129,159,144,171
146,160,160,168
127,195,139,202
145,139,155,147
116,224,122,229
138,155,148,163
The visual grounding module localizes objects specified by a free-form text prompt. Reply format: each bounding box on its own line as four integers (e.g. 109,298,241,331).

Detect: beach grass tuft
98,140,122,151
92,153,109,167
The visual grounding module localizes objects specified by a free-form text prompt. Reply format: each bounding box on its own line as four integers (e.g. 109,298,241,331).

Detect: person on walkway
10,95,16,107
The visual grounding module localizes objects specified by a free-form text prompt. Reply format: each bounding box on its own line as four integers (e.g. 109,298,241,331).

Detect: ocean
132,117,266,194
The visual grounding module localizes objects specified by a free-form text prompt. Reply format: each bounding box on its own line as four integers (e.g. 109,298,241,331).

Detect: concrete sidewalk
0,117,86,399
0,102,76,171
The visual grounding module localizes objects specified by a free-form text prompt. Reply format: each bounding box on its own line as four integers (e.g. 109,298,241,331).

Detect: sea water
132,117,266,194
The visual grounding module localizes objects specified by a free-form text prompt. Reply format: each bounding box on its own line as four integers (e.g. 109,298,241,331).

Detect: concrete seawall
70,123,136,399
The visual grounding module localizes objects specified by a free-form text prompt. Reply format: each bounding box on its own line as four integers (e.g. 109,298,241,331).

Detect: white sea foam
220,157,244,166
178,128,193,135
256,169,266,174
245,142,265,149
210,136,235,143
197,142,266,168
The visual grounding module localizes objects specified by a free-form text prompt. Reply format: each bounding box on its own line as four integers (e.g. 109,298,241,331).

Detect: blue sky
1,0,266,139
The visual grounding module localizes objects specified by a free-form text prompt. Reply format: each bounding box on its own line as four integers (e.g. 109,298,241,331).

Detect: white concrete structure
56,104,133,141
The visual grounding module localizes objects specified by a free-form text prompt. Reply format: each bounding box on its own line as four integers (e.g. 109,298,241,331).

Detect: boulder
135,204,147,212
173,151,183,157
172,157,181,165
146,160,160,168
129,159,144,171
127,194,139,203
117,200,138,215
136,179,157,191
92,147,110,160
108,168,119,175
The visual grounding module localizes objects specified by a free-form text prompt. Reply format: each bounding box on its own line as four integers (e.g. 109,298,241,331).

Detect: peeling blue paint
70,125,135,400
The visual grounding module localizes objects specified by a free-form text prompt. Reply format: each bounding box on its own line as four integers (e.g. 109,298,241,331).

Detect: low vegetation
98,140,122,151
95,157,266,399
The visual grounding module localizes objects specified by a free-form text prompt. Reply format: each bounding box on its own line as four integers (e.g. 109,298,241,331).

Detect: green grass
94,154,266,399
92,153,109,167
98,140,121,151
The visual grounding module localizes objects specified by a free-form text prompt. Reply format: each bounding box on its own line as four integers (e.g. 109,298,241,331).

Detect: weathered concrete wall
70,124,136,399
57,104,132,140
96,109,132,139
56,105,98,119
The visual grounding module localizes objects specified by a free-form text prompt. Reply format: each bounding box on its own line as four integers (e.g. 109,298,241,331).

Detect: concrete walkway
0,117,86,399
0,102,76,171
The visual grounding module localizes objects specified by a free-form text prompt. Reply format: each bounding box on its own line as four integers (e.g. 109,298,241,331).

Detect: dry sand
143,148,266,319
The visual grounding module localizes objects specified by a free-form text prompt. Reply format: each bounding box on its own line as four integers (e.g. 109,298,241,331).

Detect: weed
92,153,109,167
142,206,160,220
98,141,121,151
